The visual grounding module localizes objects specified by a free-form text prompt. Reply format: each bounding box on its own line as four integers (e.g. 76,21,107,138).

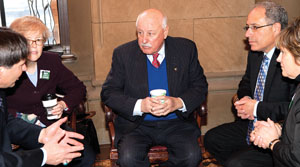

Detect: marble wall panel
88,99,110,144
67,0,94,76
150,0,254,19
194,17,248,73
101,0,149,22
202,91,236,134
167,19,194,40
94,22,138,80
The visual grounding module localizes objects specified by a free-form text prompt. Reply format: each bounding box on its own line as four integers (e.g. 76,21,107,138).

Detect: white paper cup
150,89,166,103
42,95,59,120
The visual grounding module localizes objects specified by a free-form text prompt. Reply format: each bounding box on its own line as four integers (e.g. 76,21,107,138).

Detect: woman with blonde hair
6,16,95,166
251,17,300,166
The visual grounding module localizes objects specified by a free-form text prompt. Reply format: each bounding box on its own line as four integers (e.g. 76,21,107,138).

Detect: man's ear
0,67,4,79
273,22,281,35
164,26,169,39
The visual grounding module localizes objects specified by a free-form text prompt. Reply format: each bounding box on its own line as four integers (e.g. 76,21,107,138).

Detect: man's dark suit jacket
237,49,296,122
0,90,43,167
101,36,208,146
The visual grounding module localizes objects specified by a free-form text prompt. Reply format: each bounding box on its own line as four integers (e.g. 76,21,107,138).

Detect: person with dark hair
251,17,300,167
101,8,208,167
0,27,84,167
204,1,296,167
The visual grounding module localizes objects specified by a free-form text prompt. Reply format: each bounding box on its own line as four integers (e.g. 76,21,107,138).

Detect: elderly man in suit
204,1,296,167
101,8,208,167
0,28,84,167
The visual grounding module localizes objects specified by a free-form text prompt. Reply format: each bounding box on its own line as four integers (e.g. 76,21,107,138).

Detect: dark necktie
0,97,4,111
152,53,160,68
246,55,269,145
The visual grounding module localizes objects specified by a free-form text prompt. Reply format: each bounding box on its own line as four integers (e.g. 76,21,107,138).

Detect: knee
204,128,217,148
118,149,135,166
118,145,148,166
224,157,243,167
182,143,202,166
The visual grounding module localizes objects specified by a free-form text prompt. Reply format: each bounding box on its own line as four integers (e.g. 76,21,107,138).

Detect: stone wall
67,0,300,145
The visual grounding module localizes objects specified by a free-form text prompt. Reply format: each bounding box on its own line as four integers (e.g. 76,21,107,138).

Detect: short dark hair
255,1,288,30
0,27,28,68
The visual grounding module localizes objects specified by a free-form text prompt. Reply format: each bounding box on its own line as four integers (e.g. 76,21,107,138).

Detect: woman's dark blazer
273,83,300,166
6,51,86,126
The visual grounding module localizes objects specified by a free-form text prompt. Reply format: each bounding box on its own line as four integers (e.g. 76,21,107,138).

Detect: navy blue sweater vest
144,59,177,121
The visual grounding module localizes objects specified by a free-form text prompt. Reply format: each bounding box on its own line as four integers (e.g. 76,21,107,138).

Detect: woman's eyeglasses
26,38,44,46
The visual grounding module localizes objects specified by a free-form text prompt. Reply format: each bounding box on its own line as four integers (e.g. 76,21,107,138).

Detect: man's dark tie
152,53,160,68
0,97,3,112
246,55,269,145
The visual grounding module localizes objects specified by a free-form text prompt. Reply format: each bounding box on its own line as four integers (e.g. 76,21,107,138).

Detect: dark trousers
117,119,202,167
62,124,96,167
204,120,273,167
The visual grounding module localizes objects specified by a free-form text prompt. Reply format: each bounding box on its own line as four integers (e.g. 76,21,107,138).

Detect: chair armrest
68,101,97,132
198,98,208,117
101,103,116,149
194,98,208,129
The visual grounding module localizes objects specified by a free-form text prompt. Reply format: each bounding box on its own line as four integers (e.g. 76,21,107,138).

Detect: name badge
40,70,50,80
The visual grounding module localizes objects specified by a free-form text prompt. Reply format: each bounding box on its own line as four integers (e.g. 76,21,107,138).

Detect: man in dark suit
0,28,84,166
101,8,208,167
204,1,296,167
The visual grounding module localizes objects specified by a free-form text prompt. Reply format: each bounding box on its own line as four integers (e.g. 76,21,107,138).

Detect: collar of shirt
264,47,276,60
146,43,165,64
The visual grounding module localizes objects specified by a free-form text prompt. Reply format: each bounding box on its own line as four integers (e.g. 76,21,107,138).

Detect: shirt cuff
178,98,187,112
133,99,143,116
40,147,47,166
253,101,259,117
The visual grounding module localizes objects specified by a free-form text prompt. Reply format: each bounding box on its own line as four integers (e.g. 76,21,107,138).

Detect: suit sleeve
0,149,43,167
237,52,253,99
256,102,290,121
7,114,42,149
0,114,43,167
101,48,139,121
177,41,208,118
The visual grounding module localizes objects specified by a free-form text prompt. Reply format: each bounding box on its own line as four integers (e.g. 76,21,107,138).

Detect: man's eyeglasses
27,38,44,46
243,23,274,31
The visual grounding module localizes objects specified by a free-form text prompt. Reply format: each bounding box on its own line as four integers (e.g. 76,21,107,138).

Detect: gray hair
136,12,168,29
255,1,288,30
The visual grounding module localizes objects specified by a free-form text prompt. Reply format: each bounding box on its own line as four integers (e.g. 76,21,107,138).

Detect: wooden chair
103,98,208,166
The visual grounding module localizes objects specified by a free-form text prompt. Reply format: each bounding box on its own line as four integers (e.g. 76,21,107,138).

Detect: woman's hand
250,118,281,149
51,101,67,118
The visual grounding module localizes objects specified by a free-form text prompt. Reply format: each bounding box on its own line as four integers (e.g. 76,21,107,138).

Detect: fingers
267,118,275,127
53,117,68,127
44,142,84,165
66,131,84,140
52,102,64,115
61,132,84,147
146,96,181,116
141,97,160,113
50,129,66,143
